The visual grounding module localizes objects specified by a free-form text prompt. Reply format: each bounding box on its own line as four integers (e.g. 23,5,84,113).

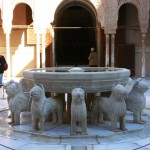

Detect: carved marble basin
23,67,130,93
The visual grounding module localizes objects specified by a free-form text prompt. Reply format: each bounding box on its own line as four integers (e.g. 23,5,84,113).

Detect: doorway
115,3,139,76
55,5,96,66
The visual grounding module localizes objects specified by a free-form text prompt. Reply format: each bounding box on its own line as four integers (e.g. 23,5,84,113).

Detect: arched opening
13,3,32,25
12,3,34,77
55,5,96,66
115,3,139,76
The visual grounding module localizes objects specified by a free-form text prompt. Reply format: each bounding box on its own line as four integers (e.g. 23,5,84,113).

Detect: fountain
2,68,150,149
23,67,130,93
10,67,147,143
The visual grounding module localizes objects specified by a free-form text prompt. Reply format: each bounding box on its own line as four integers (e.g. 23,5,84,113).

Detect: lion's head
72,88,85,103
6,82,22,97
111,84,127,99
3,79,15,89
30,84,45,101
133,78,148,93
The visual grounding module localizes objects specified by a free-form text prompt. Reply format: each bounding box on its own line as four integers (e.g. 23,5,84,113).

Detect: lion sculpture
3,79,16,104
4,79,32,103
30,84,63,131
92,84,127,131
5,82,30,125
71,87,87,135
19,78,35,93
125,78,149,124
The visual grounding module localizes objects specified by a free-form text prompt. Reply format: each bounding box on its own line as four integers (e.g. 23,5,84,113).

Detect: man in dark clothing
0,55,8,87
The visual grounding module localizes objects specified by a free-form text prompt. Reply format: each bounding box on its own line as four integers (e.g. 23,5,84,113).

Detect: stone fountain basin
23,67,130,93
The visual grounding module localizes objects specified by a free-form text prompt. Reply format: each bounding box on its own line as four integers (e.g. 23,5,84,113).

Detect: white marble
0,135,29,149
132,137,150,148
0,77,150,150
91,142,139,150
17,144,71,150
23,67,130,93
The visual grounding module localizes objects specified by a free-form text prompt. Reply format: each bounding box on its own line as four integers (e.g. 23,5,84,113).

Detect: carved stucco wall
1,0,59,34
139,0,149,33
1,0,150,34
100,0,118,33
90,0,105,27
0,0,150,76
0,0,2,10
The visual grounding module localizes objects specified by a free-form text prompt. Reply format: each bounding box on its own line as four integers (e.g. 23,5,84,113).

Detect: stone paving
0,77,150,149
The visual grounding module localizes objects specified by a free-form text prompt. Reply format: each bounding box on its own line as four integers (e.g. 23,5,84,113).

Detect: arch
118,0,140,25
12,0,34,20
116,3,139,76
118,2,140,29
54,0,97,25
118,0,140,10
53,0,98,66
12,3,33,25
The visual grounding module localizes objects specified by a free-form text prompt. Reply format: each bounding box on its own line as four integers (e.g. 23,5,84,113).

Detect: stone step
72,147,86,150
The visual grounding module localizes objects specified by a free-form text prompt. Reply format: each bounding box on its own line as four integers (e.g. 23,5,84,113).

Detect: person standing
0,55,8,87
88,47,98,67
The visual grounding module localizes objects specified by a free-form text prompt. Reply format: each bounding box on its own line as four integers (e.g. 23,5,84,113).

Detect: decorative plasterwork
13,0,34,9
104,0,118,33
1,0,150,34
2,0,14,33
0,0,2,10
138,0,149,33
118,0,140,6
91,0,105,27
0,0,3,19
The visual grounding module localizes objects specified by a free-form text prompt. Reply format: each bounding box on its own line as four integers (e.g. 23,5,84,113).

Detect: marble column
52,25,56,66
141,33,146,77
96,24,101,67
111,34,115,67
42,34,46,68
67,93,72,118
6,33,11,79
36,34,41,68
86,93,95,111
105,34,110,67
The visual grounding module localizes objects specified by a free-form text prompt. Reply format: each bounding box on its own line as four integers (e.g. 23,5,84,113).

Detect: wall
1,0,150,77
0,27,36,77
2,3,36,77
125,4,150,76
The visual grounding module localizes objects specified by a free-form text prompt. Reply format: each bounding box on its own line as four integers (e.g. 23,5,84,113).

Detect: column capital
3,27,12,34
34,28,47,35
105,34,110,67
96,22,101,28
141,33,146,39
104,28,116,35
